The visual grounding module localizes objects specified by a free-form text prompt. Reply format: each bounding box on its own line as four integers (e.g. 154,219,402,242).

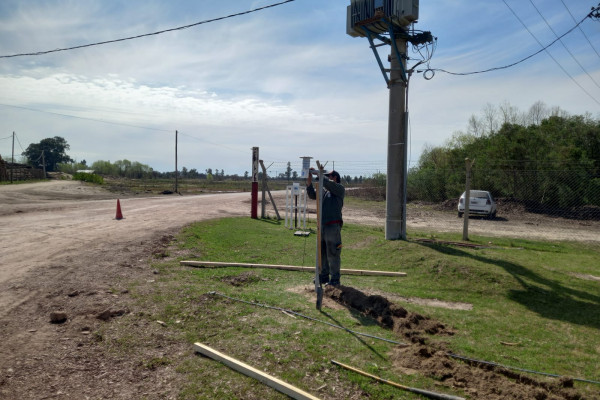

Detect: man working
306,168,345,287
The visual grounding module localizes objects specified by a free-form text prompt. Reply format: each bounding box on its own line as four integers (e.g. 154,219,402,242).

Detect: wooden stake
194,342,320,400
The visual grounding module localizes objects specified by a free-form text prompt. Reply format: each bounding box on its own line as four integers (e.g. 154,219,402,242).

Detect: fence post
462,158,474,241
251,147,259,219
261,161,267,219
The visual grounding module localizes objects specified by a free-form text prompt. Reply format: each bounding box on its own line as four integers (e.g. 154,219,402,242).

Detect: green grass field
103,217,599,399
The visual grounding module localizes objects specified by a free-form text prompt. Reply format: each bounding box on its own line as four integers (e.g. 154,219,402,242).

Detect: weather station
347,0,434,240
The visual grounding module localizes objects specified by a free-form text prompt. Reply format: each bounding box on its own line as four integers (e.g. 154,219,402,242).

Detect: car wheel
458,212,463,218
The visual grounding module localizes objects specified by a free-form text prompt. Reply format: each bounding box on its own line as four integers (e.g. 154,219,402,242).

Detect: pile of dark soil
325,285,453,343
324,285,589,400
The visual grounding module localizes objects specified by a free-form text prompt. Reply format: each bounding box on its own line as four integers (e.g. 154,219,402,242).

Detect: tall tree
526,101,549,126
23,136,73,172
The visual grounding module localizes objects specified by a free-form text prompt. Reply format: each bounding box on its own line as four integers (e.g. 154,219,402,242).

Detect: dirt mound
325,285,454,343
324,286,590,400
393,345,584,400
47,171,72,180
438,198,458,211
572,205,600,221
221,271,262,287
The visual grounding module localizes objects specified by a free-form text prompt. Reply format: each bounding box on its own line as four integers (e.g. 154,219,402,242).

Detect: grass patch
116,217,599,399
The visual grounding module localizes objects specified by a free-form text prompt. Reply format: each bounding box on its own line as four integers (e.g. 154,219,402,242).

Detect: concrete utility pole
346,0,431,240
386,39,409,240
175,130,178,193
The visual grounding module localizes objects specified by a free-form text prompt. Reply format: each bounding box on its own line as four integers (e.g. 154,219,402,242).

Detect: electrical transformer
347,0,419,37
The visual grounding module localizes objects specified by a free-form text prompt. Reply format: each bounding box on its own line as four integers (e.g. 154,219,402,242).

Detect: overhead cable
14,132,25,152
501,0,600,106
0,0,295,59
0,103,173,133
429,6,594,77
528,0,600,90
178,132,247,154
559,0,600,60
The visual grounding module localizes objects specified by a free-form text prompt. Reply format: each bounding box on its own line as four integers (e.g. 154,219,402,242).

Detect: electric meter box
347,0,419,37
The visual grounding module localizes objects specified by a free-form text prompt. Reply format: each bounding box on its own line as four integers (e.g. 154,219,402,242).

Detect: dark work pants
320,223,342,284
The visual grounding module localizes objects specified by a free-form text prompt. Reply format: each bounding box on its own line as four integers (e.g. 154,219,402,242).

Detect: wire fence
1,156,598,242
261,160,600,243
259,160,389,183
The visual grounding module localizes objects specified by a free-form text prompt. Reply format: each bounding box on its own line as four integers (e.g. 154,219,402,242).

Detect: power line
14,132,25,153
528,0,600,90
501,0,600,106
0,103,173,133
178,131,247,154
0,102,273,157
429,5,595,78
559,0,600,60
0,0,295,59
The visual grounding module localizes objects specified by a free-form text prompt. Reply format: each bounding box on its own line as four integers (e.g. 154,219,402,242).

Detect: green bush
73,172,104,184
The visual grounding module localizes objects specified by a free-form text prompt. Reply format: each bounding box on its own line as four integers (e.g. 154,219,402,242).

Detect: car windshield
462,191,491,200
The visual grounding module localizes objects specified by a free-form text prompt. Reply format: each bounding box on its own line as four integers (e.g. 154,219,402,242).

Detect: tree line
408,102,600,208
17,136,374,183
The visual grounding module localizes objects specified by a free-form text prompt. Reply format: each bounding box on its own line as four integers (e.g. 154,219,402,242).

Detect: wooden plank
180,260,407,277
194,342,320,400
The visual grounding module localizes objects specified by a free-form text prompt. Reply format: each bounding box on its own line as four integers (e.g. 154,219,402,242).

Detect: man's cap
325,170,341,182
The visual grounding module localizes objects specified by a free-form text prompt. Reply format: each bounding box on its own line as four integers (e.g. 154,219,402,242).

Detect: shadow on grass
258,218,283,225
417,243,600,329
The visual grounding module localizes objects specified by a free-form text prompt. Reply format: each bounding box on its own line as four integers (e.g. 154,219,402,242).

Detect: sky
0,0,599,176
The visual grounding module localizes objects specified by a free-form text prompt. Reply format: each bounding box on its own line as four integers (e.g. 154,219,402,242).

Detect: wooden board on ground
181,260,407,277
194,342,321,400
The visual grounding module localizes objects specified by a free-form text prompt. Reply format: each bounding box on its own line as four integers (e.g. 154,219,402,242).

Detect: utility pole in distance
11,131,15,183
346,0,433,240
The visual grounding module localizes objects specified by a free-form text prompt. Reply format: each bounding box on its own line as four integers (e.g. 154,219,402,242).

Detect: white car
458,190,497,218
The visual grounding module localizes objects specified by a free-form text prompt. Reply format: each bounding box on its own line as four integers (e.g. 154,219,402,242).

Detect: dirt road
0,181,255,399
0,180,250,316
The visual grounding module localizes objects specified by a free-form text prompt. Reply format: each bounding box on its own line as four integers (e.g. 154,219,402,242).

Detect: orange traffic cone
115,199,124,220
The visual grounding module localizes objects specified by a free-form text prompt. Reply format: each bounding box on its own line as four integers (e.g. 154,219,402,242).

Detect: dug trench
323,285,587,400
